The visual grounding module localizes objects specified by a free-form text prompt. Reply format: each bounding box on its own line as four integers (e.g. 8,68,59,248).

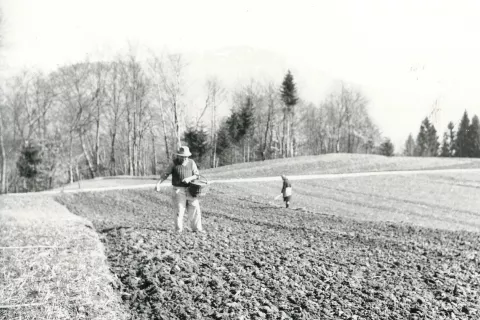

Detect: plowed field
57,178,480,320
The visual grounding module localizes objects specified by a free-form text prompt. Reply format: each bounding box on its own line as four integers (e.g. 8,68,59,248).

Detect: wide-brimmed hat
176,146,192,157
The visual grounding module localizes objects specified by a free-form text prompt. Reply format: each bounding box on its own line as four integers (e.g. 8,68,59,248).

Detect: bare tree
105,60,127,175
0,96,6,193
148,52,188,161
0,10,5,192
158,53,187,150
5,71,55,143
90,62,109,176
149,123,157,175
55,62,98,180
135,76,152,176
2,71,55,190
10,71,57,145
121,51,154,176
261,83,278,160
147,54,172,161
312,83,378,154
204,77,226,167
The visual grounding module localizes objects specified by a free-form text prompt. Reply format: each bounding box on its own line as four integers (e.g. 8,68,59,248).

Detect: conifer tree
440,132,450,157
403,133,416,156
447,121,456,156
280,70,298,157
455,111,470,157
427,123,440,156
415,118,430,156
184,125,209,166
379,138,394,156
16,142,43,192
468,115,480,157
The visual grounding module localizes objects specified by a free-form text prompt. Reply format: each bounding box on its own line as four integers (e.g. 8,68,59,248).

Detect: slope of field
56,182,480,319
202,154,480,179
217,171,480,233
54,154,480,192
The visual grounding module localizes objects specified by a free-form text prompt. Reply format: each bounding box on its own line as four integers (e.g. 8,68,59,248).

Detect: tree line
0,52,383,193
404,110,480,158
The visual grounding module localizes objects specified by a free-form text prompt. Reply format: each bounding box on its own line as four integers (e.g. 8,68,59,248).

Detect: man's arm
158,163,174,183
183,159,200,183
191,160,199,178
182,160,199,184
155,163,174,191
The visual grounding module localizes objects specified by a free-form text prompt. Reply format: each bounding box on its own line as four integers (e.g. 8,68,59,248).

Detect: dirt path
5,167,480,195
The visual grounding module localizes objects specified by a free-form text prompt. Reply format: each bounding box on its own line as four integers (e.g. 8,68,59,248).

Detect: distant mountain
185,46,290,88
182,45,337,122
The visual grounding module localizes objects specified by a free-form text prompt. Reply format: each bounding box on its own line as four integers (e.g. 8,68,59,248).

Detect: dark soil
56,186,480,319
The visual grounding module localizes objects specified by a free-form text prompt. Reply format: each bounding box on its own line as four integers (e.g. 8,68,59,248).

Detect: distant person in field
275,174,292,208
155,146,204,233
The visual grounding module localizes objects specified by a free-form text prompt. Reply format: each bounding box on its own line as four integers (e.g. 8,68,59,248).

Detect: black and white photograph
1,0,479,319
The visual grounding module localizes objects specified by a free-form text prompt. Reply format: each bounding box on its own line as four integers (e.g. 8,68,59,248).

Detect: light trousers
172,187,203,232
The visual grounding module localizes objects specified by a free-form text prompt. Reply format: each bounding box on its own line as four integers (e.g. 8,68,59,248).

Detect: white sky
2,0,480,151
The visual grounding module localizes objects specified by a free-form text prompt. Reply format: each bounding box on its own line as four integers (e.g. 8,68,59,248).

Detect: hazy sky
2,0,480,151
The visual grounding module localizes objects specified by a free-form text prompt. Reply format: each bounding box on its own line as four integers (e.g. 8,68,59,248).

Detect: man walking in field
155,146,204,233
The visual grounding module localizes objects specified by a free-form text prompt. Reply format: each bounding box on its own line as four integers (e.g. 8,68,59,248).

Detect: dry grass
203,153,480,179
0,196,127,320
53,177,160,192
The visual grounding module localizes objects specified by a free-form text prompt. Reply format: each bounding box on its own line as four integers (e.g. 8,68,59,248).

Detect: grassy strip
202,153,480,179
52,154,480,192
0,195,127,320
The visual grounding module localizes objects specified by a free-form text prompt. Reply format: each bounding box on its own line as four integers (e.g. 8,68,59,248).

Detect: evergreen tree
280,70,299,157
16,142,43,192
216,123,231,153
238,96,254,138
440,132,450,157
222,103,255,164
468,115,480,157
447,121,455,156
403,133,416,156
215,121,233,166
183,125,209,166
38,137,63,190
455,111,470,157
379,138,394,157
226,111,241,142
280,71,299,111
238,96,255,161
415,118,430,156
426,123,440,156
364,139,375,154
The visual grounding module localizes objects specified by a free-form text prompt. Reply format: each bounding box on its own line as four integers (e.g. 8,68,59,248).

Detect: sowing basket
188,175,209,197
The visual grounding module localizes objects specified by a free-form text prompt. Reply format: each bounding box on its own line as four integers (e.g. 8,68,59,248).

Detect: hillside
202,154,480,179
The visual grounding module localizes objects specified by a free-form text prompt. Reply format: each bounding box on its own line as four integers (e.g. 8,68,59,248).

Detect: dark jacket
281,179,292,197
162,158,199,187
